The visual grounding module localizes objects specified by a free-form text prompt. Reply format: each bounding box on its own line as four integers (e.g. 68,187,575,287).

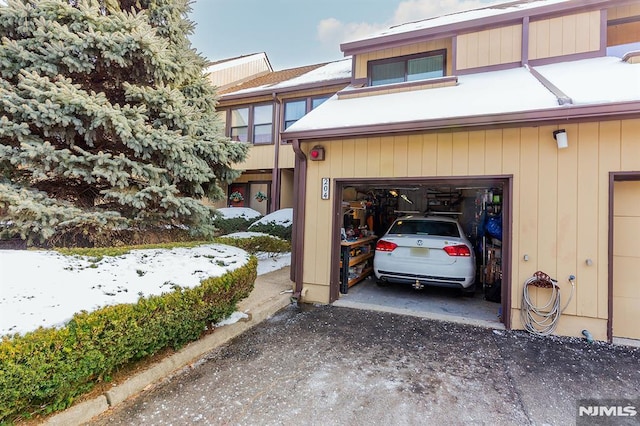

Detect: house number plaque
321,177,330,200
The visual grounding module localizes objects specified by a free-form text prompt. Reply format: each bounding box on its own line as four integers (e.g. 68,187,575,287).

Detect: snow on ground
0,209,293,337
216,207,262,219
0,240,290,338
249,208,292,227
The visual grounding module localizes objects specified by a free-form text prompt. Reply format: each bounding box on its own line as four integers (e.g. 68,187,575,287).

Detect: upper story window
284,95,330,129
369,49,446,86
229,103,273,144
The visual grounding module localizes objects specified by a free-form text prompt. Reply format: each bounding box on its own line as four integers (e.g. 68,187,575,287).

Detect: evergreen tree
0,0,247,245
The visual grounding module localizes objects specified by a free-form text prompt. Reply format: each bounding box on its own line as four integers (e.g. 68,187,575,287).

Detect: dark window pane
284,100,306,128
254,104,272,125
230,126,248,142
371,61,405,86
253,124,272,144
231,107,249,126
311,96,330,109
389,220,459,237
408,55,444,81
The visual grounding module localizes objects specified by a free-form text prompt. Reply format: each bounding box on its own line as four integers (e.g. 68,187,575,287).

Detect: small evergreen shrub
248,222,292,241
213,215,260,235
214,235,291,254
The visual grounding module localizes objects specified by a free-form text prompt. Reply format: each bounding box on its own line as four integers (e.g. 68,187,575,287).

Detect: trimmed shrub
0,257,257,423
213,216,261,235
248,222,292,241
214,235,291,254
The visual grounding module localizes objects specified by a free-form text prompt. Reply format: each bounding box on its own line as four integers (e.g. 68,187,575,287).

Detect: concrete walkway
45,267,294,426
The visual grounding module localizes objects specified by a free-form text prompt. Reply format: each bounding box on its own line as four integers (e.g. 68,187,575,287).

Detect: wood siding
354,39,452,80
456,24,522,70
608,21,640,47
234,144,275,170
612,180,640,340
529,11,601,60
278,143,295,168
300,119,640,339
607,4,640,20
207,57,270,90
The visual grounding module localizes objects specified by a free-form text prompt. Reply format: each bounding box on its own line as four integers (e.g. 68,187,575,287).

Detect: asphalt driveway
87,304,640,426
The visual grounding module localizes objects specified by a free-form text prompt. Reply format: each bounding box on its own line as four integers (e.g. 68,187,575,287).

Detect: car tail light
443,244,471,256
376,240,398,252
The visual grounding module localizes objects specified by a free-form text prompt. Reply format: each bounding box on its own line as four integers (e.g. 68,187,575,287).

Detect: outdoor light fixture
553,129,568,149
309,145,325,161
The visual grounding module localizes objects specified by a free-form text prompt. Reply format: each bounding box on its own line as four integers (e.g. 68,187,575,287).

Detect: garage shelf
340,235,377,294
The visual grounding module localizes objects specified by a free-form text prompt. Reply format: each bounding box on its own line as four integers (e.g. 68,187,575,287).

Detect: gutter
282,101,640,141
290,138,306,299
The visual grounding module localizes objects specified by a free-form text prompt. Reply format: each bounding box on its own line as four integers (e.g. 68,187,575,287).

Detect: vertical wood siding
613,180,640,340
529,11,600,60
354,39,452,80
278,143,295,169
608,21,640,47
234,144,276,170
301,119,640,334
456,25,522,70
607,4,640,20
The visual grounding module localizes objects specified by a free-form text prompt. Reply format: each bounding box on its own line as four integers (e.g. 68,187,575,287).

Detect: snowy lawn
0,208,292,337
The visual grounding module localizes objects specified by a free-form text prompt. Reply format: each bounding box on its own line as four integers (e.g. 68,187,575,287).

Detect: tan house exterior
211,61,351,215
281,0,640,343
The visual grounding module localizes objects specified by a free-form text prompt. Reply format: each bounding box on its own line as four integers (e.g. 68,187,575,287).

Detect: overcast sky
187,0,497,70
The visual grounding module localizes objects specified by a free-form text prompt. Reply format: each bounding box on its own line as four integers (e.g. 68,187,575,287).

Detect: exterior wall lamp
553,129,568,149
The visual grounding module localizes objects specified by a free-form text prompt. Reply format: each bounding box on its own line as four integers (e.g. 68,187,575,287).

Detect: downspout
271,92,281,211
290,138,306,299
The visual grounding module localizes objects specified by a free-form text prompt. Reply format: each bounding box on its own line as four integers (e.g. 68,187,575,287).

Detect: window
369,50,446,86
284,100,306,129
228,104,273,144
284,95,331,129
253,104,273,144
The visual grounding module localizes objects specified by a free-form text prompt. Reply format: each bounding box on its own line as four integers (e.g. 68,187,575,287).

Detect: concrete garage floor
334,276,504,329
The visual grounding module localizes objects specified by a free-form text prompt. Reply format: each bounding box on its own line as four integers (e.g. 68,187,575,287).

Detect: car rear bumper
374,269,475,288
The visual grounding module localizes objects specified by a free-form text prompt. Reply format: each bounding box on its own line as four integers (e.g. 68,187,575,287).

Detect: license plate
410,247,430,256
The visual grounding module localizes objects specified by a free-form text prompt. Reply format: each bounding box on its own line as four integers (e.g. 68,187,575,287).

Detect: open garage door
331,176,512,328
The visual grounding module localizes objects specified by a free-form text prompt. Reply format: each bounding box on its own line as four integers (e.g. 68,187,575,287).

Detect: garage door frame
608,171,640,342
330,175,513,330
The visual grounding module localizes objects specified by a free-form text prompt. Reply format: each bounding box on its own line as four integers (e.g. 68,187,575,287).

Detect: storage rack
339,235,377,294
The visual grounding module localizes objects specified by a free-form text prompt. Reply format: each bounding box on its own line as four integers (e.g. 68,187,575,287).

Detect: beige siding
613,181,640,340
301,119,640,340
354,39,452,80
234,144,275,170
456,25,522,70
207,57,270,90
529,11,600,60
608,21,640,47
278,143,295,168
607,4,640,20
279,169,295,209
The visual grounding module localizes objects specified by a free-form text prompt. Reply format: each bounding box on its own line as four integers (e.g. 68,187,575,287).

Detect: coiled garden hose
520,271,575,336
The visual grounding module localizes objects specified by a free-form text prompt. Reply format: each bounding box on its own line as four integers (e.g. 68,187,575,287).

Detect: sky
0,208,292,337
187,0,498,70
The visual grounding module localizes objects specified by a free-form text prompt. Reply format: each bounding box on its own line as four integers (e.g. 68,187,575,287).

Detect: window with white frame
369,50,446,86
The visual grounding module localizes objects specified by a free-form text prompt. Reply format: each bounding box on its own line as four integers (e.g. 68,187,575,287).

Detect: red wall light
309,145,325,161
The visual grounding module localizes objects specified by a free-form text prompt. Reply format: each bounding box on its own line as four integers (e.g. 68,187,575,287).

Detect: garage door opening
330,176,512,329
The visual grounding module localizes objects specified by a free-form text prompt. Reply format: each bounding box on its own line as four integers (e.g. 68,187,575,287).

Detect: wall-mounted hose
520,271,575,336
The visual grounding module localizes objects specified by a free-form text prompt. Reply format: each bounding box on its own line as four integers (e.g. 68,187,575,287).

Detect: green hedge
213,235,291,254
248,222,292,241
213,215,261,235
0,256,257,423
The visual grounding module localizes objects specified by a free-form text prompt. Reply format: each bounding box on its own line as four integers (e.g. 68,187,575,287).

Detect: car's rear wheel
461,283,476,297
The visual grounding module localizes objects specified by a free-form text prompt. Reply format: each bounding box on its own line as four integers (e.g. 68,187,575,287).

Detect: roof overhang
340,0,634,56
282,101,640,141
218,78,352,102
